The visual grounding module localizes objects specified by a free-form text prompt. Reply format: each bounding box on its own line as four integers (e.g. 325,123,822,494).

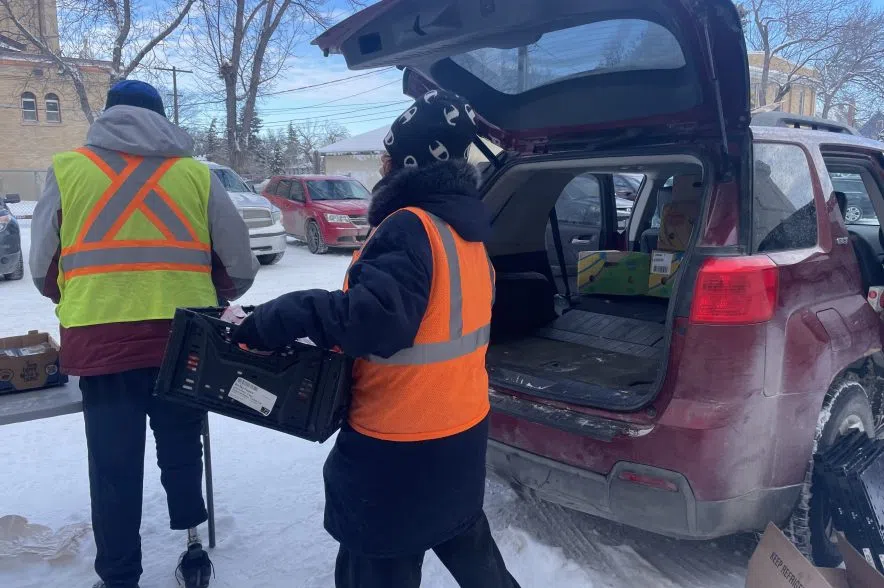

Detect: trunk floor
487,309,665,406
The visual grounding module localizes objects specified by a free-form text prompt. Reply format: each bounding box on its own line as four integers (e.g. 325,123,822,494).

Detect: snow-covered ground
0,224,753,587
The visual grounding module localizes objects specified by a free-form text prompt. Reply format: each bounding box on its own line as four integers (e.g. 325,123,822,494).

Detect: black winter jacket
250,159,492,556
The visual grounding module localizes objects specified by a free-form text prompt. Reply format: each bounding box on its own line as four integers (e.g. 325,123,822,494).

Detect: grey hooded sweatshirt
30,105,259,376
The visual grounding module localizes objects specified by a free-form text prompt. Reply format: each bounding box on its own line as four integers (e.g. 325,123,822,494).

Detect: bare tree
294,119,348,160
187,0,330,172
0,0,196,123
811,1,884,119
740,0,852,107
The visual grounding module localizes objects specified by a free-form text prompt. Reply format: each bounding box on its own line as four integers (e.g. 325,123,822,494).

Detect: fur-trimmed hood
369,160,490,243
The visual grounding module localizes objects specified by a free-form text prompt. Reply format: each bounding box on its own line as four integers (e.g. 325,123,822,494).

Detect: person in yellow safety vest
232,90,520,588
29,80,259,588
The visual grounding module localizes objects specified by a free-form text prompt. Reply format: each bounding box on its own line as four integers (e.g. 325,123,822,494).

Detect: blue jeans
81,368,208,587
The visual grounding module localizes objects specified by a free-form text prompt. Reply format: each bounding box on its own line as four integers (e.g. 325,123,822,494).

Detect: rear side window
555,174,601,225
275,179,292,197
752,144,818,252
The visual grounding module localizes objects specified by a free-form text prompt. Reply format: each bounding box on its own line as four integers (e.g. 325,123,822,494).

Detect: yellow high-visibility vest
53,146,217,327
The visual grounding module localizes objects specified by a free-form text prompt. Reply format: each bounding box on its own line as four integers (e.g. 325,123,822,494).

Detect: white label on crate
651,251,675,276
228,378,277,416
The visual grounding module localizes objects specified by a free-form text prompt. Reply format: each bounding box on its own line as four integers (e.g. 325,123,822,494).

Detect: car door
289,180,309,237
271,179,298,235
546,173,604,291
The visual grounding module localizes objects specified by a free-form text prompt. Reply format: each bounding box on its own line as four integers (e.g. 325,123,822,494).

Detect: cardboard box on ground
577,175,702,298
746,524,884,588
0,331,67,394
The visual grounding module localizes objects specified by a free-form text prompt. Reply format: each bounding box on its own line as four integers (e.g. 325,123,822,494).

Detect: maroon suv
317,0,884,565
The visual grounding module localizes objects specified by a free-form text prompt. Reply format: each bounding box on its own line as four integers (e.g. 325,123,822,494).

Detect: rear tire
4,255,23,280
257,252,284,266
786,380,874,566
306,221,328,255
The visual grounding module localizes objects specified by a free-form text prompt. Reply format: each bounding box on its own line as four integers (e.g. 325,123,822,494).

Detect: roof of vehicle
269,175,358,181
751,123,884,151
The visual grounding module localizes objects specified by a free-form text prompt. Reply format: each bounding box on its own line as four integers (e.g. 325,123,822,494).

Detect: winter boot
176,542,213,588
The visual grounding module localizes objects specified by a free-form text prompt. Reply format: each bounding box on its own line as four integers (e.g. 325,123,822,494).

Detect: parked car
832,174,878,225
318,0,884,567
262,175,371,254
0,194,22,281
614,173,644,201
205,163,287,265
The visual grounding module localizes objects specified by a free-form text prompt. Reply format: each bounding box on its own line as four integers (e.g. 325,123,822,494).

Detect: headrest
672,175,703,203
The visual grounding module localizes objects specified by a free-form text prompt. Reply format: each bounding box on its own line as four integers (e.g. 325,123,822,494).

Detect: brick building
748,52,819,116
0,0,110,201
858,112,884,142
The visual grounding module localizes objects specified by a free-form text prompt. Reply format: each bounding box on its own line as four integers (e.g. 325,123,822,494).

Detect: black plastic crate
816,432,884,572
155,307,352,443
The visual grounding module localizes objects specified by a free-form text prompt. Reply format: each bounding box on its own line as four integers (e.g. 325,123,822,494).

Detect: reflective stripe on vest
54,146,217,328
60,147,211,278
344,206,495,442
363,212,494,366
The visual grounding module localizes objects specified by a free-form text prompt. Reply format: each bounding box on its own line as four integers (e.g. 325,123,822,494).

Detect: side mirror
247,183,257,193
3,193,20,204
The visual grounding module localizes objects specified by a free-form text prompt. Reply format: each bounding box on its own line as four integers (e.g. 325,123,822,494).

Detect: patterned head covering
384,90,478,169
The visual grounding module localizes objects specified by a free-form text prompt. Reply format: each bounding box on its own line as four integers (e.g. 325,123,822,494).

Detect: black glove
232,314,273,351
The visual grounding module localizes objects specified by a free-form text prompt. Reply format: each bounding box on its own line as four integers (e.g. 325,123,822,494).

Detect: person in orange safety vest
233,90,519,588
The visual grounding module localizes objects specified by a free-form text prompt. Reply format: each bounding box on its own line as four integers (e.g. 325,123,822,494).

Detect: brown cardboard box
0,331,67,394
648,251,685,298
746,524,884,588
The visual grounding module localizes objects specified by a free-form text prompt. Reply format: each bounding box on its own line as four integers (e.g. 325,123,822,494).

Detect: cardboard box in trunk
0,331,67,394
648,251,685,298
577,251,650,296
746,523,884,588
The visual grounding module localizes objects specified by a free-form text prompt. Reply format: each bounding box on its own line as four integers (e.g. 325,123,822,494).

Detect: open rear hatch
314,0,749,152
315,1,750,416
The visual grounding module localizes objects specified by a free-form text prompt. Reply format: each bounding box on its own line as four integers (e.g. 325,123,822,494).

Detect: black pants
335,513,520,588
80,368,208,588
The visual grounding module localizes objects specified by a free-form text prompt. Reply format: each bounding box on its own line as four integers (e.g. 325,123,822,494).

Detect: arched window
45,93,60,123
21,92,37,122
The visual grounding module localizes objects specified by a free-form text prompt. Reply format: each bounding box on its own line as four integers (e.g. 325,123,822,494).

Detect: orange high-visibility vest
343,206,495,442
53,146,217,327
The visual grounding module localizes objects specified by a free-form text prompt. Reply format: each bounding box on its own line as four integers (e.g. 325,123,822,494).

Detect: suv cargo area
485,155,706,412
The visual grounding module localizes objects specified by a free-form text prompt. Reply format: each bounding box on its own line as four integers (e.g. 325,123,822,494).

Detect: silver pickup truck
203,162,287,266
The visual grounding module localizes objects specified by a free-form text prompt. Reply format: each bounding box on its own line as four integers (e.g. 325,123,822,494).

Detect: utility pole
155,65,193,125
517,46,529,92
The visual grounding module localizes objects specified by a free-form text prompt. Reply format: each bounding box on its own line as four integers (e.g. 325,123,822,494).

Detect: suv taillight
689,256,779,325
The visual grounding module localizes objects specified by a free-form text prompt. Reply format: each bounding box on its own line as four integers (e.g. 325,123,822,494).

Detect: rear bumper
486,439,801,539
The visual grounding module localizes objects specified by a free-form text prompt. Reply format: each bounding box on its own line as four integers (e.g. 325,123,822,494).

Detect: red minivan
316,0,884,566
262,175,371,254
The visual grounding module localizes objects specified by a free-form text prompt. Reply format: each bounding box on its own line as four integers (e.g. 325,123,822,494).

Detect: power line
177,68,398,109
260,101,409,126
258,99,410,114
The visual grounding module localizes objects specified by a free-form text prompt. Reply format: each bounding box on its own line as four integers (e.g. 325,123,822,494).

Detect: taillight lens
690,256,779,325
